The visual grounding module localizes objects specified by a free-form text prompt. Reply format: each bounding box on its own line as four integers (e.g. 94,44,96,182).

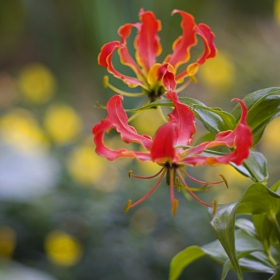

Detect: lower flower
92,91,252,215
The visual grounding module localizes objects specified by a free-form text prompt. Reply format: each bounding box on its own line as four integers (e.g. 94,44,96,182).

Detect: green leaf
231,87,280,146
230,151,268,183
209,183,280,278
128,97,236,135
169,246,205,280
193,105,236,135
235,219,256,237
209,203,244,280
269,265,280,280
236,183,280,215
126,97,205,113
170,183,280,279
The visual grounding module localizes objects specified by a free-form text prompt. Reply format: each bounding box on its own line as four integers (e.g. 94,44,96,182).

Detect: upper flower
92,92,252,214
98,9,217,101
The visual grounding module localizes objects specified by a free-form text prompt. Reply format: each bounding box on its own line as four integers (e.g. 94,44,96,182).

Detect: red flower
98,9,216,101
92,92,252,215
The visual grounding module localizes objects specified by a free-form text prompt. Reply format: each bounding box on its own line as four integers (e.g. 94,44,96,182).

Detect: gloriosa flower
98,9,216,101
92,92,253,215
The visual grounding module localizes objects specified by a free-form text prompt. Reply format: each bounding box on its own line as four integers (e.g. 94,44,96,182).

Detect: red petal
92,95,153,161
150,91,196,163
150,122,177,163
165,10,197,70
98,41,144,88
196,23,217,65
166,91,196,146
157,64,176,91
134,9,162,73
118,24,145,79
183,99,252,166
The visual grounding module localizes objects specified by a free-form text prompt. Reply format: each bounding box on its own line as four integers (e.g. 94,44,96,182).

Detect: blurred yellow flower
44,104,82,145
137,160,162,175
19,63,56,104
199,51,235,91
275,0,280,26
131,109,165,136
0,226,16,259
66,143,107,185
45,230,83,267
0,109,49,153
260,117,280,156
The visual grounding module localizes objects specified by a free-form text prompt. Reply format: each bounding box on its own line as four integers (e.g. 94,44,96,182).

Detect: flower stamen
103,76,146,97
219,174,229,188
176,78,192,93
176,169,213,208
124,200,132,214
180,168,224,185
128,167,164,179
125,169,167,213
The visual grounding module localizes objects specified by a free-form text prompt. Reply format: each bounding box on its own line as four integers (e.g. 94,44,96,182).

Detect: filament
103,76,145,97
176,169,213,208
129,169,167,209
180,168,224,185
128,167,164,179
157,106,169,123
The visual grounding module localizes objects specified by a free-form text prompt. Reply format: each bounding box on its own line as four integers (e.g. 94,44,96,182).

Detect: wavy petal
92,95,153,161
134,9,162,73
150,92,196,163
182,99,252,166
150,121,177,163
147,63,176,91
118,24,145,79
166,91,196,146
196,23,217,65
164,10,197,70
98,41,145,88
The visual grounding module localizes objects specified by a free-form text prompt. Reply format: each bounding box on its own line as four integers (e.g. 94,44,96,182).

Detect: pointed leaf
209,203,244,280
169,246,205,280
269,265,280,280
230,151,268,183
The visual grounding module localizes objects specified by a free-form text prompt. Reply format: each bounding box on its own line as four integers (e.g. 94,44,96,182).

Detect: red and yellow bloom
98,9,217,101
92,92,252,215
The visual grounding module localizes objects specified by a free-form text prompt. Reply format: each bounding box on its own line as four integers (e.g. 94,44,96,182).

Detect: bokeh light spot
131,109,165,136
0,225,16,259
44,230,83,267
199,51,235,91
66,144,107,186
44,104,82,145
260,117,280,157
274,0,280,26
19,63,56,104
0,108,49,153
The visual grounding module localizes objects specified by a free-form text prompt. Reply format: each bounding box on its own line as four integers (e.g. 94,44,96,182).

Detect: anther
172,199,179,216
124,200,132,214
95,101,106,109
128,170,133,178
103,75,109,88
212,198,217,215
219,174,229,188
